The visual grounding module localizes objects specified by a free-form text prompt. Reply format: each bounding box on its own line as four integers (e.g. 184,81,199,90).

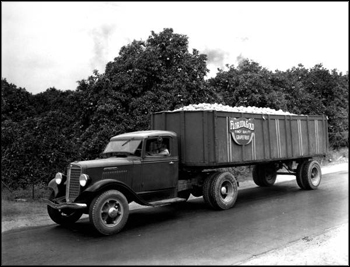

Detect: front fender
83,179,150,206
47,178,59,196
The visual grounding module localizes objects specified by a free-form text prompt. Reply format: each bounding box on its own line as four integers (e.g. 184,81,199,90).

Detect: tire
202,172,217,208
47,192,83,225
89,190,129,235
252,165,264,186
252,164,277,187
209,172,238,210
296,160,308,189
301,160,322,190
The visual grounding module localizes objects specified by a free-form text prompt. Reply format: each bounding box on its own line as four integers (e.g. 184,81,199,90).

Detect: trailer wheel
47,192,83,225
252,164,277,187
202,172,217,208
209,172,238,210
89,190,129,235
301,160,322,190
252,165,264,186
296,160,308,189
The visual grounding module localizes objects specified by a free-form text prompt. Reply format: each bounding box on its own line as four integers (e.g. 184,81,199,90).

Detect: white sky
2,2,349,94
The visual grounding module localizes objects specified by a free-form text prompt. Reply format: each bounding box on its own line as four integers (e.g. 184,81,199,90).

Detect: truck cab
113,130,179,201
45,130,180,235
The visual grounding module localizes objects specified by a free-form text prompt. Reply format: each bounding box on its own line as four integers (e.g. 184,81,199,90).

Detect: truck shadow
53,180,307,238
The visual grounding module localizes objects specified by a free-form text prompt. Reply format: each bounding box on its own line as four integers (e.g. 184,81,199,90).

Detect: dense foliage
1,28,348,190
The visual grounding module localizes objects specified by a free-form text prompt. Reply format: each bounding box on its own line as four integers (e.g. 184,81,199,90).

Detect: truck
45,108,328,235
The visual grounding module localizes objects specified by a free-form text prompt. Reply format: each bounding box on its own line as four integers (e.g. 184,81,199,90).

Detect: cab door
140,136,178,198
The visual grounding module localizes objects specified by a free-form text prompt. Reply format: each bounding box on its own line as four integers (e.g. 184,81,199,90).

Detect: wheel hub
108,207,119,218
311,167,321,185
221,186,227,195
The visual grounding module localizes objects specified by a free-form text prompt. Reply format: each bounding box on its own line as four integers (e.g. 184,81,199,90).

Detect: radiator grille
66,165,81,202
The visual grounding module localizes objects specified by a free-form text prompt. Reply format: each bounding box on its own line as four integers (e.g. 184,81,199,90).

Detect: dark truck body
45,110,328,235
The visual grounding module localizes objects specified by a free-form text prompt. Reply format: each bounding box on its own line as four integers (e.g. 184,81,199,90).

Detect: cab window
146,137,170,156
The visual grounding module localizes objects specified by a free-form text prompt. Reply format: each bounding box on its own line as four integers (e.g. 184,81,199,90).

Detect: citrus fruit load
171,103,297,115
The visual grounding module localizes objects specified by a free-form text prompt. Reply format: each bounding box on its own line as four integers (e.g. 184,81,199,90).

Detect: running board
149,197,187,207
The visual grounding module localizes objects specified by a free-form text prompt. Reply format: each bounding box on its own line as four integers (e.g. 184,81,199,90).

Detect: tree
76,28,220,159
1,109,81,189
282,64,348,148
324,70,348,148
1,78,36,122
209,59,288,111
33,87,79,116
1,29,348,192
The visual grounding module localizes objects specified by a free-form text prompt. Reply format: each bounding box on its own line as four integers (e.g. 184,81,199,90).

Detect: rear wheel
301,160,322,190
89,190,129,235
296,160,308,189
252,166,264,186
209,172,238,210
47,192,83,225
202,172,217,208
252,164,277,187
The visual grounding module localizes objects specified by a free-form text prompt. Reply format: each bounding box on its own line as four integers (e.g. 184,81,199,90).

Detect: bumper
45,199,87,210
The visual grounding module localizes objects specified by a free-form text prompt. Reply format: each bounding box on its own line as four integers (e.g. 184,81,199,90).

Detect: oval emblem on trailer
229,118,255,145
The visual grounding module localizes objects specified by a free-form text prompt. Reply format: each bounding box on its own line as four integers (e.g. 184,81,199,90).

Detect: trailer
151,110,328,167
45,108,328,235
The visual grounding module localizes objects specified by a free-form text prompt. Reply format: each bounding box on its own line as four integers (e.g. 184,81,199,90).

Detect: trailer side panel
151,111,328,167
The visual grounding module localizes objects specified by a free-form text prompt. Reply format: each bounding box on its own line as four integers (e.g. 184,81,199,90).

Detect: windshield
102,139,142,156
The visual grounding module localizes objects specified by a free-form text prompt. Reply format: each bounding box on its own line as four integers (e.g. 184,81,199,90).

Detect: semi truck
45,108,328,235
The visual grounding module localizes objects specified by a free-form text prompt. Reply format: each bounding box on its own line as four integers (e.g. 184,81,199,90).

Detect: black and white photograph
2,1,348,265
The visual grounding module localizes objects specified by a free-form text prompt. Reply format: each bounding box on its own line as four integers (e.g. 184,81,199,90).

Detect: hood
72,157,136,169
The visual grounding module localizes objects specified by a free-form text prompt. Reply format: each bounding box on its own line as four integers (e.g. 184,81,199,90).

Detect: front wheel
47,192,83,225
89,190,129,235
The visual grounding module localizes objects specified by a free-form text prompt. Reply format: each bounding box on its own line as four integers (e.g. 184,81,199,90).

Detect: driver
149,138,169,156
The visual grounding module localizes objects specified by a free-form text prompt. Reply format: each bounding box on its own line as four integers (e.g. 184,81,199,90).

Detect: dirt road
238,223,348,265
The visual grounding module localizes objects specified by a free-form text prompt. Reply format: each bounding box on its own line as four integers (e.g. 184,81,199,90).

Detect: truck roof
110,130,176,140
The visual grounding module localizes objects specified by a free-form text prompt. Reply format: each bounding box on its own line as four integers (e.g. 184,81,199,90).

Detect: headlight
55,172,64,185
79,174,90,187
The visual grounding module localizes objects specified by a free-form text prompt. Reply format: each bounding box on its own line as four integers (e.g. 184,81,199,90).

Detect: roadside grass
324,147,349,164
1,148,348,223
2,183,49,221
1,183,50,201
2,199,47,219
